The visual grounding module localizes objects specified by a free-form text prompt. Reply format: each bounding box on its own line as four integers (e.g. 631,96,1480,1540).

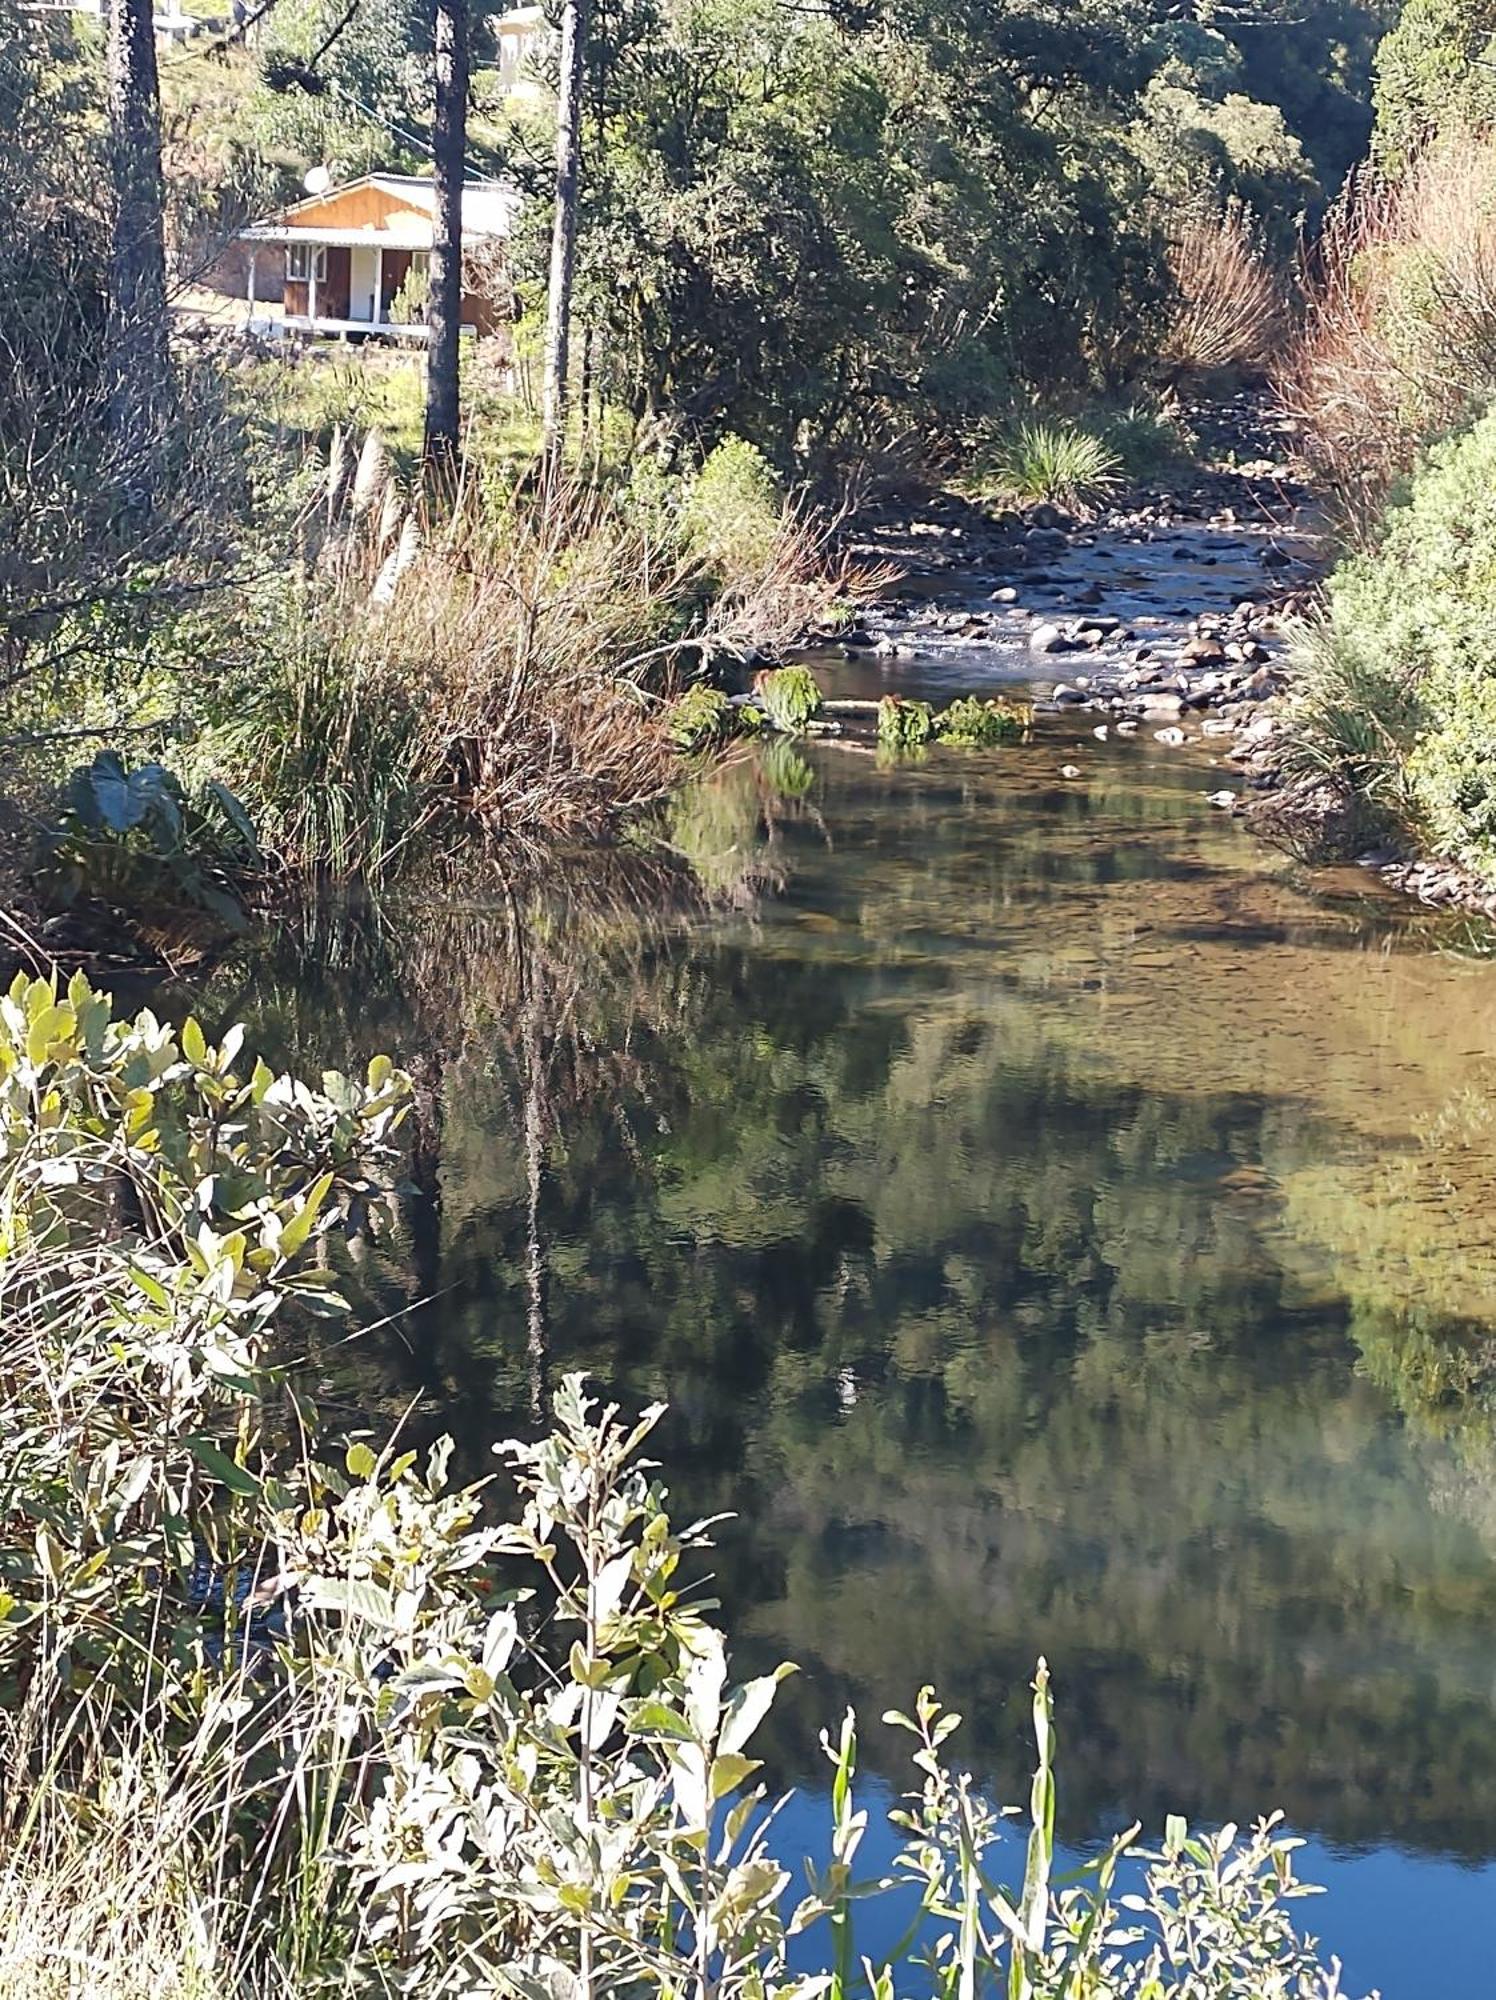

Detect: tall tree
540,0,589,490
106,0,171,490
424,0,469,473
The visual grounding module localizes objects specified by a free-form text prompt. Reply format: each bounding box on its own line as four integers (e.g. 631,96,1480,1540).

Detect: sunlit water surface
222,720,1496,1998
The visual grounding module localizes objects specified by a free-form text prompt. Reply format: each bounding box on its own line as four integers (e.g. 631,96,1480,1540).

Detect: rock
1140,692,1188,718
1200,718,1236,737
1052,683,1088,704
1092,725,1109,741
1029,502,1071,531
1154,727,1187,746
1116,719,1139,735
990,586,1020,603
873,638,902,657
1060,764,1082,779
1025,527,1068,557
1029,621,1070,655
1206,790,1238,810
1184,638,1227,666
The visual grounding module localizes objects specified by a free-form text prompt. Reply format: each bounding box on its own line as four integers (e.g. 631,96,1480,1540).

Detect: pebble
1154,727,1187,746
1060,764,1082,779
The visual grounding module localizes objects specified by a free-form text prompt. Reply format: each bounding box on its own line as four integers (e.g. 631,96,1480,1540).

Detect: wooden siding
284,184,427,233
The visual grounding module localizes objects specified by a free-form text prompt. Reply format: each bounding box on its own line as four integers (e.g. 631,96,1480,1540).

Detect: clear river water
224,706,1496,1998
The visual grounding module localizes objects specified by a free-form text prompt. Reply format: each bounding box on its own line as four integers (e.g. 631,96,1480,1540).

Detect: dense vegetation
14,3,1496,1991
0,974,1366,1998
1280,0,1496,877
2,0,1400,931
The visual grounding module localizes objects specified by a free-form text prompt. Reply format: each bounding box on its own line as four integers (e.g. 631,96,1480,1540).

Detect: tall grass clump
0,969,1369,2000
979,418,1123,511
205,434,871,878
1161,201,1289,382
1283,135,1496,525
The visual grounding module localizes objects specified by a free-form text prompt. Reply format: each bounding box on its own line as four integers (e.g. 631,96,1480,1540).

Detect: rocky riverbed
810,398,1496,920
812,396,1318,799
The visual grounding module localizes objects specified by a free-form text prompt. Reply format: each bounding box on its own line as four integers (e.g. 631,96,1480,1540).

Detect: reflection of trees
210,737,1496,1863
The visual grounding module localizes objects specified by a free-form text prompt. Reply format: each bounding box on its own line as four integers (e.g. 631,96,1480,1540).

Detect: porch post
375,245,385,327
308,252,318,328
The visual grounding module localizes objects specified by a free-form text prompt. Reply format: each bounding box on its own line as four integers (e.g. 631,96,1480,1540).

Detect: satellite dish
303,164,332,195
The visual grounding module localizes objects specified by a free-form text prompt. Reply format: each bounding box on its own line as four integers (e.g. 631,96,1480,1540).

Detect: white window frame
286,243,328,283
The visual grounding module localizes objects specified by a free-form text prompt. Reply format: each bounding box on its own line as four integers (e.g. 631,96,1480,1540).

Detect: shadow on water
190,729,1496,1932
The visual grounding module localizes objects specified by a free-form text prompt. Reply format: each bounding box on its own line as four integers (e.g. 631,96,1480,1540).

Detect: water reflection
209,731,1496,1870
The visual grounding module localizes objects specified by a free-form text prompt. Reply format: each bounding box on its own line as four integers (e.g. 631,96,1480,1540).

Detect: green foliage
389,258,432,327
1280,620,1421,845
980,420,1123,512
1131,84,1318,247
37,751,261,931
668,681,740,751
0,984,1369,1997
877,695,935,751
1093,399,1198,481
755,664,824,734
683,435,785,578
1295,406,1496,874
1374,0,1496,172
254,0,434,177
935,696,1031,747
0,971,411,1714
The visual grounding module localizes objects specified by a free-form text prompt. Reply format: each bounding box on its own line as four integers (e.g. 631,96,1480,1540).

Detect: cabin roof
241,173,518,248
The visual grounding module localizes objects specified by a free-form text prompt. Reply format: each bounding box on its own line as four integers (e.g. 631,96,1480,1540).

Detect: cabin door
349,246,380,323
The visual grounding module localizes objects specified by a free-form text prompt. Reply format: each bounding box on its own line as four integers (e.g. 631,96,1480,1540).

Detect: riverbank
815,392,1496,925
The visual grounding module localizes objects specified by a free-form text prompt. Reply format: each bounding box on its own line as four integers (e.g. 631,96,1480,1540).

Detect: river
212,522,1496,1995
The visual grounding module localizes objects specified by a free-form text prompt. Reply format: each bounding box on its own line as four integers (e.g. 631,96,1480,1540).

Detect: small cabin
238,173,517,342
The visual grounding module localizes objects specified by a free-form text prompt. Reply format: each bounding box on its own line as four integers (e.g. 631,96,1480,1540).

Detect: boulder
1029,621,1070,655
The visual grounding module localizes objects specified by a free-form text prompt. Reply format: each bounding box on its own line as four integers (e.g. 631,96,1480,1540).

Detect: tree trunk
424,0,469,478
106,0,171,496
540,0,589,493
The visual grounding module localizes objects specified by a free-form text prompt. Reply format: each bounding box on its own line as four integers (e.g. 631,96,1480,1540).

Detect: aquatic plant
755,663,824,733
668,681,738,752
935,696,1031,747
877,694,935,751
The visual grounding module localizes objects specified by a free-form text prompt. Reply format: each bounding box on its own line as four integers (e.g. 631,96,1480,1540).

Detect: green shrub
979,419,1123,512
754,663,823,733
682,435,784,579
37,749,261,931
1279,621,1422,844
935,696,1031,747
1096,399,1198,481
1305,406,1496,874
